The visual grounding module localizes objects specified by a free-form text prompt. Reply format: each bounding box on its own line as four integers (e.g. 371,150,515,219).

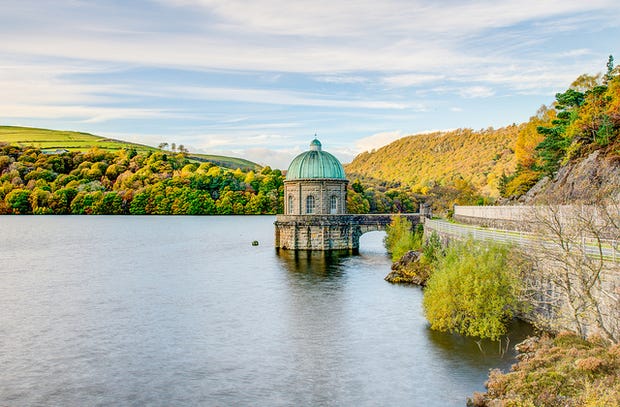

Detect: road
424,218,619,262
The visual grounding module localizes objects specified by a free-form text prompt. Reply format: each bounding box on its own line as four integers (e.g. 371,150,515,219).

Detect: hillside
0,126,260,172
0,143,280,215
502,58,620,204
346,126,519,198
348,58,620,206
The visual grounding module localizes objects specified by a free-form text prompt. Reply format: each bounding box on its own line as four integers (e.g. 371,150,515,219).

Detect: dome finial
310,136,322,151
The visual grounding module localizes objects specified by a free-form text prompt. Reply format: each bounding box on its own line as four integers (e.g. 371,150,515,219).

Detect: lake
0,216,532,406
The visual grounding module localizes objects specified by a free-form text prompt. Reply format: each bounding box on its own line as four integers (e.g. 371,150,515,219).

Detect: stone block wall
424,223,620,341
453,204,616,236
275,215,358,251
284,179,347,215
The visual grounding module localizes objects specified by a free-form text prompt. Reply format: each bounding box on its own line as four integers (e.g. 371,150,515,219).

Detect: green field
0,125,261,171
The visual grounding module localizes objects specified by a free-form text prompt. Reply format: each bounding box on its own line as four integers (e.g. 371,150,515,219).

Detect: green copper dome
286,139,346,180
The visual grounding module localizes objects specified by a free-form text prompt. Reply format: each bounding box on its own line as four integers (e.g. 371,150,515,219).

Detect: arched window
306,195,315,214
330,195,338,214
288,195,294,214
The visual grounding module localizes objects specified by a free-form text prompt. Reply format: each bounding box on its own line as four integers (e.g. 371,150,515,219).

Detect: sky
2,0,620,169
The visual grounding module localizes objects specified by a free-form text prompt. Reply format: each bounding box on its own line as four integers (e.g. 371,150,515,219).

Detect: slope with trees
347,56,620,211
502,56,620,202
0,144,415,215
0,145,284,215
346,126,518,199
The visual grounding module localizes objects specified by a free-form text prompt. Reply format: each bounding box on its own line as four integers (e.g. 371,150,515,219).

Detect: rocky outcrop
520,150,620,204
384,250,430,285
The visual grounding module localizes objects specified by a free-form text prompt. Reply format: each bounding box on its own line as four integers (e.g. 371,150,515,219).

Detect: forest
500,56,620,198
0,145,418,215
347,56,620,211
0,146,281,215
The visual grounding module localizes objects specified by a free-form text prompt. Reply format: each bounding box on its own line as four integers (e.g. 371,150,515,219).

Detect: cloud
2,0,619,168
231,147,297,169
314,75,369,84
381,73,445,88
161,0,619,39
160,85,412,109
355,131,405,153
3,1,618,76
459,86,495,98
0,104,174,122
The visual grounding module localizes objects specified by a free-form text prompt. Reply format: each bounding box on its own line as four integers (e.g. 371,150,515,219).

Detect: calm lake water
0,216,532,406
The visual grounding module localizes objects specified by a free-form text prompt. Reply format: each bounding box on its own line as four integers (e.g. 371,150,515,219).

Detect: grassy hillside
0,126,260,171
0,126,155,152
346,126,520,197
190,153,261,172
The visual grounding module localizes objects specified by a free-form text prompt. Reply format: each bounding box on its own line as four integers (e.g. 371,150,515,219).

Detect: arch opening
358,230,387,255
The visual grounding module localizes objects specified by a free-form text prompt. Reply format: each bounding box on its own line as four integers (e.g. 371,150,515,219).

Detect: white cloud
0,104,173,122
231,147,297,169
458,86,495,98
560,48,594,58
381,74,445,88
161,0,618,38
355,131,405,153
314,75,369,84
3,1,617,76
160,85,412,109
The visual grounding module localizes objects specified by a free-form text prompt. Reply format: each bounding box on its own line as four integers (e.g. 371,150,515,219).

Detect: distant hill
347,59,620,205
346,126,520,197
0,126,261,172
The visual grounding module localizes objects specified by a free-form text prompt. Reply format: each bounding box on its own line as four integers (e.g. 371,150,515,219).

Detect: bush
478,333,620,406
423,239,523,340
384,216,423,261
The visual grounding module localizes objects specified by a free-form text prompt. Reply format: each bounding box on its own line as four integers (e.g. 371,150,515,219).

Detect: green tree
423,239,523,341
129,190,150,214
346,190,370,213
604,54,614,83
5,189,32,214
50,187,77,214
30,187,53,214
384,215,422,261
535,89,584,175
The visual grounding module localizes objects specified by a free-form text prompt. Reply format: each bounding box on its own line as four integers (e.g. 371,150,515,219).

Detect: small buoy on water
252,240,259,246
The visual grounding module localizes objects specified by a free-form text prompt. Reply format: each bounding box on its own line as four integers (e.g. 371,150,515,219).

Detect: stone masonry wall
275,218,356,251
453,205,617,236
284,179,347,215
275,214,421,251
424,225,620,341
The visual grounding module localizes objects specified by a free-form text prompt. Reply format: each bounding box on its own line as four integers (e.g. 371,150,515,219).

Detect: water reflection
276,249,351,279
425,319,535,369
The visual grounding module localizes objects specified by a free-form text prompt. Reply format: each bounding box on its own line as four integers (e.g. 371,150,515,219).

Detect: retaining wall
425,219,620,341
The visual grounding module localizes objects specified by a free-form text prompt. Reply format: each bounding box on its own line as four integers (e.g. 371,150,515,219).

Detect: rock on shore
384,250,430,285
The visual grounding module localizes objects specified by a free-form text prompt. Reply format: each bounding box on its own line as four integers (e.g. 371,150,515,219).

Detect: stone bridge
275,213,423,252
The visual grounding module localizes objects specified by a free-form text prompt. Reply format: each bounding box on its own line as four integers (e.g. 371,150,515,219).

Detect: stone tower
275,139,426,251
283,138,348,216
